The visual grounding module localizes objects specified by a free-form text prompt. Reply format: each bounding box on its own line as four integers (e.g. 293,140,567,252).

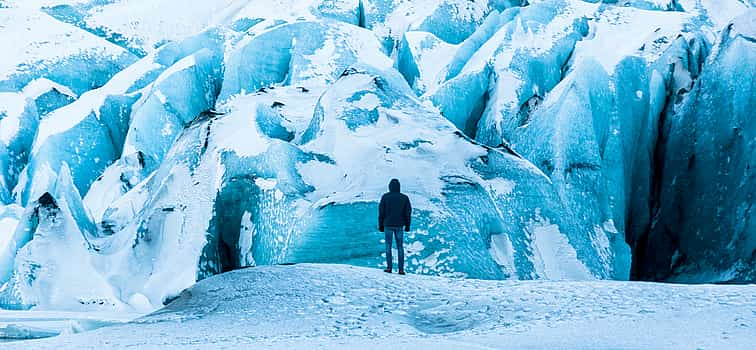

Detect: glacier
636,12,756,282
0,8,137,96
0,0,753,314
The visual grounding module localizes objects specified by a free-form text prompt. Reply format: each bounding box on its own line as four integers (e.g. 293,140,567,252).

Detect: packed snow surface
0,309,139,341
3,264,755,349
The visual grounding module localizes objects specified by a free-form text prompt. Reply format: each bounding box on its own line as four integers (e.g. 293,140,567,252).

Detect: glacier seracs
0,8,137,96
0,0,753,311
638,11,756,282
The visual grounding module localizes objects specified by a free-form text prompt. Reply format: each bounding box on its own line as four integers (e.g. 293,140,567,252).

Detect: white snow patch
83,0,239,52
210,96,272,157
21,78,77,100
405,240,425,255
160,122,173,137
573,6,691,74
0,205,24,282
351,93,381,110
489,233,516,277
486,178,515,196
531,221,594,280
238,211,256,267
254,178,278,190
154,90,168,105
126,293,153,313
0,93,27,144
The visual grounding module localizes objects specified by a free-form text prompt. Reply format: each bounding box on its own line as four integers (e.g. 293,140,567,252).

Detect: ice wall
0,0,752,311
636,11,756,282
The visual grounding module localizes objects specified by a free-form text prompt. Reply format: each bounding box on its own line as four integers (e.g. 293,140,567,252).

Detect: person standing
378,179,412,275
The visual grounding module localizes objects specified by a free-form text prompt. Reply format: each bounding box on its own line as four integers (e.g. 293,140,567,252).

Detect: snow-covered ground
3,264,754,349
0,309,139,342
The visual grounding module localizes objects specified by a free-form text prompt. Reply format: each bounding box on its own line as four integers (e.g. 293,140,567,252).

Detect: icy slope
0,0,753,312
4,264,756,349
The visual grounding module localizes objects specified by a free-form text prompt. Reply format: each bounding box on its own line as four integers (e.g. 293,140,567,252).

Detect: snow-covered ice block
425,0,592,146
584,0,683,11
396,31,457,94
0,164,113,310
219,20,392,102
508,58,630,279
20,78,77,117
44,0,240,55
15,29,225,206
230,0,362,27
364,0,495,54
121,46,224,174
677,0,754,31
0,9,137,96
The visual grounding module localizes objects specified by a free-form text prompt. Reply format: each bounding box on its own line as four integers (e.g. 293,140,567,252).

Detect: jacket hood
388,179,400,193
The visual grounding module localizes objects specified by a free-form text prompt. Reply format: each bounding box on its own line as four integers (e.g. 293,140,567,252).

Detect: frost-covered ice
3,264,755,349
0,8,137,95
0,0,753,317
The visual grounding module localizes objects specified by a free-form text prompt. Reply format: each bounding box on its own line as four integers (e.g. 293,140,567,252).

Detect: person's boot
384,268,392,273
398,270,405,275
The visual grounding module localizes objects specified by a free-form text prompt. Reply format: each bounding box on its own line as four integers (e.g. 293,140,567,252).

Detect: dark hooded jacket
378,179,412,232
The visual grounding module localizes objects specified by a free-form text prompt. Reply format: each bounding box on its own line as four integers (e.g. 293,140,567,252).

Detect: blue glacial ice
0,94,38,205
637,11,756,282
423,0,592,146
15,29,226,206
121,45,224,175
0,0,753,311
0,8,138,97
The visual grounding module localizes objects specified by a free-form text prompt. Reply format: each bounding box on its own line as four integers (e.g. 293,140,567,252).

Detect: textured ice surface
219,20,392,102
0,94,38,204
0,8,137,95
15,29,225,206
0,0,753,312
638,11,756,282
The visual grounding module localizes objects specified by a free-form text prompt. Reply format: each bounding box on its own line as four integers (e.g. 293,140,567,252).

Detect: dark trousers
385,226,404,271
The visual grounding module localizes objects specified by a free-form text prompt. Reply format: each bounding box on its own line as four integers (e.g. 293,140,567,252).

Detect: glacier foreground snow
3,264,755,349
0,0,753,312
